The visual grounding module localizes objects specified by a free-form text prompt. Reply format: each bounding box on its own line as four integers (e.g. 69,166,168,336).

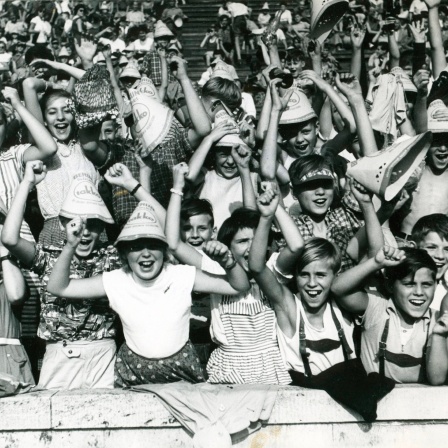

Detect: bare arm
425,0,446,79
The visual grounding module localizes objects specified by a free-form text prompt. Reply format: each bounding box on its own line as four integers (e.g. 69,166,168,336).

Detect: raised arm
2,161,46,267
427,308,448,385
425,0,446,79
350,26,366,79
3,87,58,163
231,144,257,210
29,58,86,80
169,55,211,148
46,217,107,300
332,246,406,314
102,46,124,110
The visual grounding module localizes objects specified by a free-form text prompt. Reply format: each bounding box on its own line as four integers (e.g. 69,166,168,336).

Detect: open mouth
78,239,91,249
435,153,448,162
409,299,426,307
306,289,322,298
188,240,203,247
295,143,309,152
314,199,327,207
139,261,154,270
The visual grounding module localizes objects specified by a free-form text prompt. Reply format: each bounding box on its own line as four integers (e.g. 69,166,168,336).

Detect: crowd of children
1,0,448,428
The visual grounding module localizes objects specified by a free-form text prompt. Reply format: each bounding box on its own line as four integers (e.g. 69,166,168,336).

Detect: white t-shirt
131,36,154,52
31,16,52,43
277,297,355,375
102,264,196,358
227,2,249,17
241,92,256,118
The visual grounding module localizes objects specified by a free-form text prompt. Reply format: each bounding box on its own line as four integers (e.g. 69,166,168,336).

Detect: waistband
0,337,21,345
46,339,115,348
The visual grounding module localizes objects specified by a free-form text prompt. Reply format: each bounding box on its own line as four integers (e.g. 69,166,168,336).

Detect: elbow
2,232,19,251
260,167,276,182
8,289,28,306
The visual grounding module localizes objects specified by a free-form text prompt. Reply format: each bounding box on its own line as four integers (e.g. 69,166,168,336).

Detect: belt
0,337,21,345
394,231,412,241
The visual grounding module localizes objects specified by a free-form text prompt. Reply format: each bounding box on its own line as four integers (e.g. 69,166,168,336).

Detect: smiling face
61,217,103,258
44,95,74,143
125,239,166,285
418,232,448,281
295,179,334,218
392,268,436,325
285,57,305,78
427,141,448,173
214,146,239,179
284,120,318,158
230,227,254,272
296,259,335,312
181,213,215,250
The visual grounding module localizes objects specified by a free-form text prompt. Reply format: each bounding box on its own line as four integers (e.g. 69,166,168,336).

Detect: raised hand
169,55,189,81
172,162,189,190
66,217,86,249
350,178,372,205
335,73,363,100
104,163,136,190
202,240,235,269
231,144,252,170
208,120,239,142
23,160,47,187
270,79,293,112
351,26,366,49
256,183,280,217
408,21,427,44
433,311,448,336
375,246,406,267
413,68,430,95
2,86,22,107
75,34,98,63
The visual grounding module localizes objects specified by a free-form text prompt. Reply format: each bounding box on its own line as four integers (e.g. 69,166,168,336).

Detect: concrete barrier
1,384,447,447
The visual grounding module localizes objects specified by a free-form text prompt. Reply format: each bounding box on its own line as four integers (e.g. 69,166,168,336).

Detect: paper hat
154,20,174,38
280,88,317,124
129,77,174,156
346,132,432,201
95,52,106,63
262,2,269,9
427,100,448,133
58,46,70,58
119,62,141,79
210,61,239,81
391,67,417,93
214,110,245,147
118,55,129,66
115,202,167,245
59,173,114,224
310,0,349,40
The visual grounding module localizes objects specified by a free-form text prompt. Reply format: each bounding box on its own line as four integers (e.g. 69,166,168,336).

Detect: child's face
418,232,448,281
125,239,165,284
285,120,318,158
230,227,254,272
295,179,334,218
296,259,335,311
285,57,304,78
61,218,103,259
214,147,239,179
427,143,448,173
392,268,436,323
181,214,215,250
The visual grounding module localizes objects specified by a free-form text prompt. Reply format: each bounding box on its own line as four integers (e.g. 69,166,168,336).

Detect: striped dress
207,282,291,385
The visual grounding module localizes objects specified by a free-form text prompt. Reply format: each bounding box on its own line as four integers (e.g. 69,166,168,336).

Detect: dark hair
296,238,341,275
384,248,437,283
288,154,334,187
181,197,215,227
202,77,242,111
25,45,54,65
74,4,86,14
278,117,317,140
411,214,448,246
286,48,306,63
217,208,260,248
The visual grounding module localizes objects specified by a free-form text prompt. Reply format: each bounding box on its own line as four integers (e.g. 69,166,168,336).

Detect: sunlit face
285,57,304,78
214,146,239,179
284,120,318,158
418,232,448,281
392,268,436,324
427,143,448,173
181,214,215,250
125,239,166,285
296,259,335,312
294,179,334,218
100,120,117,142
44,96,74,143
139,30,147,40
230,227,254,272
61,217,103,258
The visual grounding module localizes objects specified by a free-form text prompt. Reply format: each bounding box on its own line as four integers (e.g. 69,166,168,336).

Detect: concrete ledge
1,385,448,447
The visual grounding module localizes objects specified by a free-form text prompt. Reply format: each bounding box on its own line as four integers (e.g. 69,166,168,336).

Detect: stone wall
1,385,447,447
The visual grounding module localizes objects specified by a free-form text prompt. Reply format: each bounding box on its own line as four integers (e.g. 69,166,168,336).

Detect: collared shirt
31,244,121,342
140,49,176,86
292,203,362,272
361,291,436,383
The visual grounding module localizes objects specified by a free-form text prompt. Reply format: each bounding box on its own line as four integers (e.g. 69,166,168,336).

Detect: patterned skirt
114,341,206,387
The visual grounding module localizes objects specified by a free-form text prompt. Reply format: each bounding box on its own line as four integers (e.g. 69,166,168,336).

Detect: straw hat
214,110,245,147
427,100,448,133
310,0,349,40
116,202,167,245
59,173,114,224
119,62,141,79
390,67,417,93
129,80,174,156
346,132,432,201
280,88,317,124
154,20,174,39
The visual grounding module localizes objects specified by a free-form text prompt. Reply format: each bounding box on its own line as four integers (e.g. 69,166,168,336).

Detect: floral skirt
114,341,206,387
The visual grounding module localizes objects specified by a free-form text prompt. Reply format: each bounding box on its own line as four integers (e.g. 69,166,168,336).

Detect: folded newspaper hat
310,0,349,40
210,60,239,81
129,76,174,156
427,100,448,133
280,88,317,124
214,110,245,147
154,20,174,38
71,64,119,128
59,173,114,224
346,132,432,201
116,201,167,245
